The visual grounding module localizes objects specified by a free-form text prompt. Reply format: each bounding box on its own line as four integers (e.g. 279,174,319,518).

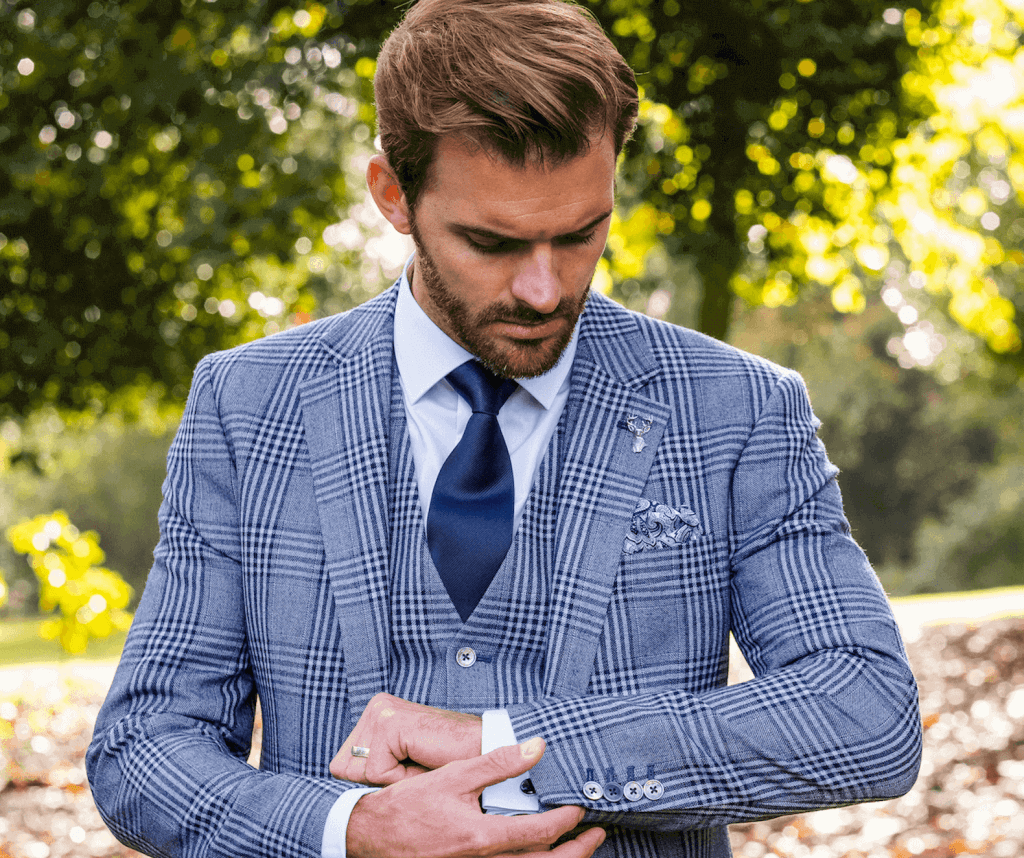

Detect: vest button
455,646,477,667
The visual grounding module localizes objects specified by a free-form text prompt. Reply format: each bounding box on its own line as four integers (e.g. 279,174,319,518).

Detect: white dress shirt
393,257,577,529
322,258,577,856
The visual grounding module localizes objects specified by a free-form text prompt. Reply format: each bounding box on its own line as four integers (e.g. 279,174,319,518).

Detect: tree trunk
695,251,739,342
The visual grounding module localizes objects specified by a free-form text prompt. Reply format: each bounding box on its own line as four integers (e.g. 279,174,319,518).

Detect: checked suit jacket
87,284,922,858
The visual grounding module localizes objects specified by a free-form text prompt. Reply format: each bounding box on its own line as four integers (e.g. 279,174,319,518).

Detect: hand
330,693,483,786
345,737,605,858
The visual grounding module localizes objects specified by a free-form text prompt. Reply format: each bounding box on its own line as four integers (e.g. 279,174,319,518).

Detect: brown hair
373,0,638,209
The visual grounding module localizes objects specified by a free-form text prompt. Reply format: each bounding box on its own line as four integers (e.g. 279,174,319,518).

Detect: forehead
420,134,617,238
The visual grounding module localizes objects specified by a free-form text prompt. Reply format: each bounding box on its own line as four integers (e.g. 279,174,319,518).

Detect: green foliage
4,0,1024,423
881,0,1024,358
0,390,178,604
2,0,1023,601
0,0,392,419
732,294,1024,595
0,614,128,664
591,0,933,339
5,511,132,654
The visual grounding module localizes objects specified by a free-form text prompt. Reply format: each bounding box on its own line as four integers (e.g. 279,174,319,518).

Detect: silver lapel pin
625,414,653,453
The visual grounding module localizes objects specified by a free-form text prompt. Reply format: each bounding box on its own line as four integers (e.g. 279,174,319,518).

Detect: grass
0,616,128,666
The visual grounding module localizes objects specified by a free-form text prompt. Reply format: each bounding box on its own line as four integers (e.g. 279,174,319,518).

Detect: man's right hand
345,737,605,858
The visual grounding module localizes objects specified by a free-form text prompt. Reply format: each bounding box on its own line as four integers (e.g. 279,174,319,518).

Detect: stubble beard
409,220,589,380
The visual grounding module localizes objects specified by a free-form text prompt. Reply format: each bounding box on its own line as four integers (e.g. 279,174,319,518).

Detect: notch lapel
544,295,670,696
298,288,398,733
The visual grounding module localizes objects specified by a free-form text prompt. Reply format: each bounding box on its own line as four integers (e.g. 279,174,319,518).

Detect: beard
409,220,590,380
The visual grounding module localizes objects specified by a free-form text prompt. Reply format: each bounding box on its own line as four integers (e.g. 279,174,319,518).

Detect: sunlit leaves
0,0,385,419
6,512,132,655
881,0,1024,357
592,0,924,338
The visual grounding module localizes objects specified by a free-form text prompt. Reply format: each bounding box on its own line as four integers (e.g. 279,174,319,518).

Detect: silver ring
351,746,371,758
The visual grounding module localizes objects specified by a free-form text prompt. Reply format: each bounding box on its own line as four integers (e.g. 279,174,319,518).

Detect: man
87,1,923,856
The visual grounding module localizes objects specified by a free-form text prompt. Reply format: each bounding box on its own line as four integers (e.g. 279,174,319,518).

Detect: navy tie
427,361,517,622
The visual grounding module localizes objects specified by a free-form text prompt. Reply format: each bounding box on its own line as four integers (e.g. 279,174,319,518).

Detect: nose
510,244,561,315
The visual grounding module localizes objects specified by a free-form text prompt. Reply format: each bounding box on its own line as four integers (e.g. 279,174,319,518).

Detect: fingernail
520,737,544,758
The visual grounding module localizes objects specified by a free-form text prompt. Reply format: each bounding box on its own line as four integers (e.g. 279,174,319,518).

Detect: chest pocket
589,533,730,696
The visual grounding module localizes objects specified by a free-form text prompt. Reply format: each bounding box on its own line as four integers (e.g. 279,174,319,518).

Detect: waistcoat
386,368,563,712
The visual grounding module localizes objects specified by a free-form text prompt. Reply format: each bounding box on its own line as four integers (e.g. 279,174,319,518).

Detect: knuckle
369,691,393,709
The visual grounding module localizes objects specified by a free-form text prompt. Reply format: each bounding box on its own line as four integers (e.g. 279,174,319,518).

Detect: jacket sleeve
86,357,353,858
504,370,922,830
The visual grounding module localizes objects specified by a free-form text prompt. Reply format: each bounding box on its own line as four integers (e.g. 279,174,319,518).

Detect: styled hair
373,0,638,209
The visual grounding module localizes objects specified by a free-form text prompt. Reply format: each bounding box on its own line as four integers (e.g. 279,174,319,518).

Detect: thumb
461,736,545,792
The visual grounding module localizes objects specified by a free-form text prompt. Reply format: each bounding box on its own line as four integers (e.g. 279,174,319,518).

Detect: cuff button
582,781,604,801
643,779,664,800
623,781,644,802
604,782,623,802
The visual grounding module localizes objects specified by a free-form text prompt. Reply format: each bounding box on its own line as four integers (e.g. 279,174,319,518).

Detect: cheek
443,249,511,304
568,243,608,290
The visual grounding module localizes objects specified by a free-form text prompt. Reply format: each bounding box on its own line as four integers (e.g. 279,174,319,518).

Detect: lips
494,317,566,339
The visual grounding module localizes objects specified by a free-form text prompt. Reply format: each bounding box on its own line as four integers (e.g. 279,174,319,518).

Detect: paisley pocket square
623,500,701,554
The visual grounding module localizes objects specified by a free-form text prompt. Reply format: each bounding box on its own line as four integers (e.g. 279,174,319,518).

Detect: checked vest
385,364,564,712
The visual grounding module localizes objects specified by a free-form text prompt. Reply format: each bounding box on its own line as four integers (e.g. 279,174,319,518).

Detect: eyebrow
450,208,614,243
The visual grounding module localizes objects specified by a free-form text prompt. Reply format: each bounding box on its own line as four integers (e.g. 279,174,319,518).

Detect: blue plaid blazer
87,284,922,858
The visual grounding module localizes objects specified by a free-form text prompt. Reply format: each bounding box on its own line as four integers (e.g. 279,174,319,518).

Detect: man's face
405,134,617,379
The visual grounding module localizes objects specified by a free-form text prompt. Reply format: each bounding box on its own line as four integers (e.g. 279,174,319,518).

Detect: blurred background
2,1,1024,857
3,0,1023,635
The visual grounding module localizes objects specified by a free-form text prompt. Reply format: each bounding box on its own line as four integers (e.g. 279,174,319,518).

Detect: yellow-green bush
5,512,132,654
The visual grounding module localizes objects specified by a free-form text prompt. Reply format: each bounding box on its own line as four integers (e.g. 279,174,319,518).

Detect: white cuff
321,787,380,858
480,709,540,815
481,708,519,752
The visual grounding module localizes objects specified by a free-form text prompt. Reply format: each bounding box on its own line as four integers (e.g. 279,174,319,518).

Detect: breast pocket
600,534,731,693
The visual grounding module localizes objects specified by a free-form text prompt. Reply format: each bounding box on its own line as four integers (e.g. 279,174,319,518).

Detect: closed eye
467,231,599,255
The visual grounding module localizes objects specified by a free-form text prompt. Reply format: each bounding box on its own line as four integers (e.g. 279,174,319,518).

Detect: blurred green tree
587,0,933,340
0,0,393,420
0,0,965,419
4,0,1023,408
3,0,1023,606
6,510,133,653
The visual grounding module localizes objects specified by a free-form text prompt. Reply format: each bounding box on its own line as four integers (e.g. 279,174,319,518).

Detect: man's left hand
330,692,483,786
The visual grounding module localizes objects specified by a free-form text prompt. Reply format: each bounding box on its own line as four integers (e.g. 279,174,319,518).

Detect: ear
366,155,412,235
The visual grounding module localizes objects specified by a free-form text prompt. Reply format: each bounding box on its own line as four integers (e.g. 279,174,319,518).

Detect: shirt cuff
321,787,380,858
480,709,540,815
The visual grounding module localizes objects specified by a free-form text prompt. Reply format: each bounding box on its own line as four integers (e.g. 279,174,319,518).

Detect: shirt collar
393,254,578,409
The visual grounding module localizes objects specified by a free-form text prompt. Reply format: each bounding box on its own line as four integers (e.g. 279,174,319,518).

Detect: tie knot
447,361,517,416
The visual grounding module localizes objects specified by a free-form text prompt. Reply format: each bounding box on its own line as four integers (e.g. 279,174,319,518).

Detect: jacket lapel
298,287,398,731
295,287,669,708
544,294,670,696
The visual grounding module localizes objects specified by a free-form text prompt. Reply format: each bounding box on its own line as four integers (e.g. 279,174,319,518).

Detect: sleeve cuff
480,709,540,815
321,787,380,858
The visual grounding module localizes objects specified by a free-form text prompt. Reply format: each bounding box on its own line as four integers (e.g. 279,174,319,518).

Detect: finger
491,805,585,854
329,740,370,782
550,825,606,858
459,737,547,793
331,695,406,784
493,822,606,858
